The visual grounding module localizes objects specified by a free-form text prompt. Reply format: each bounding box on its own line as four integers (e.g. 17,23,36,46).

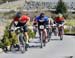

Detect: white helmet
58,13,63,17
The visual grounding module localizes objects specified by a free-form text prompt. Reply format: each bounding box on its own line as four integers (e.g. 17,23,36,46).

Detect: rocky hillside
0,0,17,3
0,0,24,9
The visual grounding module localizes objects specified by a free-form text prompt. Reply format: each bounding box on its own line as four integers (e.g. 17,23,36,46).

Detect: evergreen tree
56,0,67,14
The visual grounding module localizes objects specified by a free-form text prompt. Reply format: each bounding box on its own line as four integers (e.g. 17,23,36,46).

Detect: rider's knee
24,32,28,36
44,29,47,33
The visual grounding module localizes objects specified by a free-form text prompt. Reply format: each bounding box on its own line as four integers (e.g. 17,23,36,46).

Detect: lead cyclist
34,13,50,42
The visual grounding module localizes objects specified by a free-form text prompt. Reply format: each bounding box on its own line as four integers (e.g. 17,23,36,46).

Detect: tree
56,0,67,14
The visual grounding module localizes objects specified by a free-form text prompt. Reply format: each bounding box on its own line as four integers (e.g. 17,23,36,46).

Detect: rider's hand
52,24,56,27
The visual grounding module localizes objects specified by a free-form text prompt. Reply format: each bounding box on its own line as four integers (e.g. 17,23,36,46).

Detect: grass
65,19,75,26
66,32,75,34
64,19,75,34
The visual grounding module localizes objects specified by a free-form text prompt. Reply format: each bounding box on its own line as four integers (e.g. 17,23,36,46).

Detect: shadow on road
4,51,25,54
65,56,73,58
29,46,41,48
50,39,61,41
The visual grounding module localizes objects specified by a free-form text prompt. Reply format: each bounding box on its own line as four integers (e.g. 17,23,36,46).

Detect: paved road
0,35,74,58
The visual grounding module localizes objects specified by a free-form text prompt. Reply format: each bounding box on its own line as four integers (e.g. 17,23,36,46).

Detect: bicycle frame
39,25,46,48
58,26,64,35
17,26,27,53
58,25,64,40
46,25,52,41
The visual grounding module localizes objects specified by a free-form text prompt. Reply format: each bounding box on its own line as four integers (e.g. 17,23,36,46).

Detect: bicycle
52,24,64,40
39,25,46,48
46,25,52,42
52,24,58,36
9,26,28,53
58,24,64,40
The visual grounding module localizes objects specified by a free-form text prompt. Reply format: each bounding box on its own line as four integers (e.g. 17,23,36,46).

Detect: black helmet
40,13,45,18
16,12,21,18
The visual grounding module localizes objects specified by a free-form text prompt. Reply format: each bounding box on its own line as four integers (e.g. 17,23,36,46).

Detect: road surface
0,35,74,58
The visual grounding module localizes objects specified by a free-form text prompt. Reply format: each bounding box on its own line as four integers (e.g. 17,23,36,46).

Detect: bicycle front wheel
18,34,26,53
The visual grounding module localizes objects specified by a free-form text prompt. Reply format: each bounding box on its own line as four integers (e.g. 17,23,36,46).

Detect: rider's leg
24,32,29,44
62,26,64,35
23,25,29,44
60,26,64,35
58,26,63,36
43,29,48,42
58,27,60,36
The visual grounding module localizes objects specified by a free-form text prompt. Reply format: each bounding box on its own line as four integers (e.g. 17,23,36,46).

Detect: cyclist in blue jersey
34,13,49,42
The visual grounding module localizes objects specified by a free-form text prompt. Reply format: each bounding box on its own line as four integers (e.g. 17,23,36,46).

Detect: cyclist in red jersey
54,13,65,36
54,13,65,24
9,12,21,27
9,12,30,47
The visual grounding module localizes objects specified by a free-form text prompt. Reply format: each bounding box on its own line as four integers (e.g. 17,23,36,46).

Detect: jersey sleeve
35,16,39,21
13,16,19,21
45,16,49,21
26,16,30,21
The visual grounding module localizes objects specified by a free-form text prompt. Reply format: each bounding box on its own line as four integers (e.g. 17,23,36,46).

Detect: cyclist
48,16,54,25
54,13,65,35
34,13,49,42
9,12,30,47
54,13,65,24
48,16,54,38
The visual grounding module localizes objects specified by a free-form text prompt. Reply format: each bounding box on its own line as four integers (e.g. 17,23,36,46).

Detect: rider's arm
9,16,18,29
26,17,30,26
48,18,54,25
33,18,38,25
48,18,50,25
9,20,14,29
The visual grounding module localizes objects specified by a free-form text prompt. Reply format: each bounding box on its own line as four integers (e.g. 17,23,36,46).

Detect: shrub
64,29,69,34
2,26,11,46
1,25,35,47
28,29,35,39
0,41,4,48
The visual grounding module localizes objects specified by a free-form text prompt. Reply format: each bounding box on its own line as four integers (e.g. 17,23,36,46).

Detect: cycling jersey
13,15,30,23
55,17,64,23
36,16,49,24
19,15,30,23
14,16,19,21
36,16,48,22
35,16,49,29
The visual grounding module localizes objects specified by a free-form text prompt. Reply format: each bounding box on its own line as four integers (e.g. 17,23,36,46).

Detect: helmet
16,12,21,18
58,13,63,17
40,13,45,18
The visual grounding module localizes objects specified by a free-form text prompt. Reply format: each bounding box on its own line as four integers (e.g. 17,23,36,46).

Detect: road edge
64,34,75,36
0,48,3,53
